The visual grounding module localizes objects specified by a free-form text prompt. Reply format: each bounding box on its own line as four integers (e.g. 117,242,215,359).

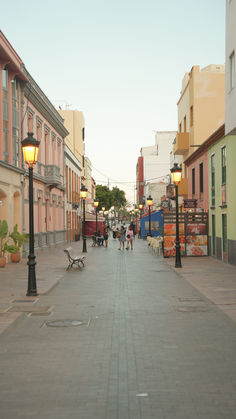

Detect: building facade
58,109,85,240
207,0,236,266
137,131,176,206
23,69,68,249
65,144,82,242
174,65,225,200
0,31,69,258
0,31,28,240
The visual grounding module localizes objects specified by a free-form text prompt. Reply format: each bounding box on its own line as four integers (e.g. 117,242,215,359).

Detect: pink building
185,126,225,212
0,31,69,254
22,68,69,248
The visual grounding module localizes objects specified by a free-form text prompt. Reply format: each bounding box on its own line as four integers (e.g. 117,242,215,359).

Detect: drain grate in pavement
46,320,85,327
176,306,210,313
11,299,37,304
8,305,51,313
178,297,203,302
28,312,53,317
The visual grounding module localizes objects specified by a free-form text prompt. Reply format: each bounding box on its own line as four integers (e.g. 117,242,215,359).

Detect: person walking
126,225,134,250
103,224,109,248
118,225,126,250
112,224,117,239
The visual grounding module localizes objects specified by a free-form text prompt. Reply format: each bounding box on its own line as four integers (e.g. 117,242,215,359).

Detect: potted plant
8,224,29,263
0,220,8,267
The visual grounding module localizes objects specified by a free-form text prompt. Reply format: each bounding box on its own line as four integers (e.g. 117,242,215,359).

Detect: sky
1,0,225,204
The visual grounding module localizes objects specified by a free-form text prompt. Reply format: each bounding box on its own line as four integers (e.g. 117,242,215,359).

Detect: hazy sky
1,0,225,203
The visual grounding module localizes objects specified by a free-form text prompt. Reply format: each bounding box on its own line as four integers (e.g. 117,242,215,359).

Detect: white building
140,131,176,204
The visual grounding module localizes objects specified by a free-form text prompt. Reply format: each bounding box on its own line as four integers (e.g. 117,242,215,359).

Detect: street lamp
171,163,182,268
94,199,99,235
129,210,132,222
21,132,40,296
81,185,88,253
138,203,144,238
147,195,152,236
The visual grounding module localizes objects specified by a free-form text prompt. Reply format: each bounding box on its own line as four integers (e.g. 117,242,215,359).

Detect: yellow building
58,109,86,241
173,65,225,198
58,110,85,169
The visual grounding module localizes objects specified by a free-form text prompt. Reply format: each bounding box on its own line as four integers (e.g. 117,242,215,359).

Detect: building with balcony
0,31,28,242
0,31,69,257
22,68,69,249
174,64,225,200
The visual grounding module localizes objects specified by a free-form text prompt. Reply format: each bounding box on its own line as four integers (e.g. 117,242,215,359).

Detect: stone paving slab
0,237,236,418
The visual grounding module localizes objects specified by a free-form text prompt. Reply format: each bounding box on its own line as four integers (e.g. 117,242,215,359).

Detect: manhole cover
176,306,209,313
46,320,84,327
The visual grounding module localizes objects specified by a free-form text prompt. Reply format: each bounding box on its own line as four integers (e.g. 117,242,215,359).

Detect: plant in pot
0,220,8,268
8,224,29,263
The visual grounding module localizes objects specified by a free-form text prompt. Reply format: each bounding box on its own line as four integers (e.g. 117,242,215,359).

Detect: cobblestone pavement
0,236,236,418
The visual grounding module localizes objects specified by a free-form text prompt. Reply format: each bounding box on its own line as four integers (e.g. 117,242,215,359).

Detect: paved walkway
0,236,236,418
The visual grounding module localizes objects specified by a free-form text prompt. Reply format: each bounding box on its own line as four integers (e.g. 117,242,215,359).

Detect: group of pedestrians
92,221,136,251
114,222,136,251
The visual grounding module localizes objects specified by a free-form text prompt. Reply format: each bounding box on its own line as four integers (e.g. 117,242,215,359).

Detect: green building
208,133,236,265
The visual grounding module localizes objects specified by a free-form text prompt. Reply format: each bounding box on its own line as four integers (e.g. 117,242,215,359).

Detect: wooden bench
64,247,86,271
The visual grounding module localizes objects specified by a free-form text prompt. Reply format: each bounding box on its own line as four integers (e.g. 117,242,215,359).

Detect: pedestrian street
0,236,236,419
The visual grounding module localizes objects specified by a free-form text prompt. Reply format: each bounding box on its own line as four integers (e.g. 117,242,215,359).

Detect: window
184,116,187,132
190,106,194,127
12,79,19,167
230,51,235,90
2,68,8,90
82,127,85,141
211,154,215,207
199,162,204,197
192,167,195,195
179,123,182,133
221,146,226,204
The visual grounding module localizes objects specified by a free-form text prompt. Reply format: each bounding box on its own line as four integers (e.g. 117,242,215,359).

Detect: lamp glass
22,146,39,166
80,187,87,199
171,164,182,185
147,196,152,206
102,206,105,211
138,204,143,210
94,200,99,208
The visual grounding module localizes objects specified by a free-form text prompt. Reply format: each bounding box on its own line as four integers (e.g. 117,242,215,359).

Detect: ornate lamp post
104,210,109,225
94,199,99,235
81,185,88,253
171,163,182,268
138,203,143,238
21,132,40,296
129,210,132,222
147,195,153,236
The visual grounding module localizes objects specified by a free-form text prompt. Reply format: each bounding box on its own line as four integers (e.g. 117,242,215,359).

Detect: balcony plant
0,220,8,268
8,224,29,263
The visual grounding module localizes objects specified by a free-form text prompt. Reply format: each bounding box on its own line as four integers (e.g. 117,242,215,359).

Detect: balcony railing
173,132,189,155
45,165,61,186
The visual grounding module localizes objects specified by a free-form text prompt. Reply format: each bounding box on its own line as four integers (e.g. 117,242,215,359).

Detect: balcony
173,132,189,155
45,165,61,188
178,177,188,196
72,192,80,209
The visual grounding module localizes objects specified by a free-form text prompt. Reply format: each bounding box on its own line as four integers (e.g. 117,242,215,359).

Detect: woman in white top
126,225,134,250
